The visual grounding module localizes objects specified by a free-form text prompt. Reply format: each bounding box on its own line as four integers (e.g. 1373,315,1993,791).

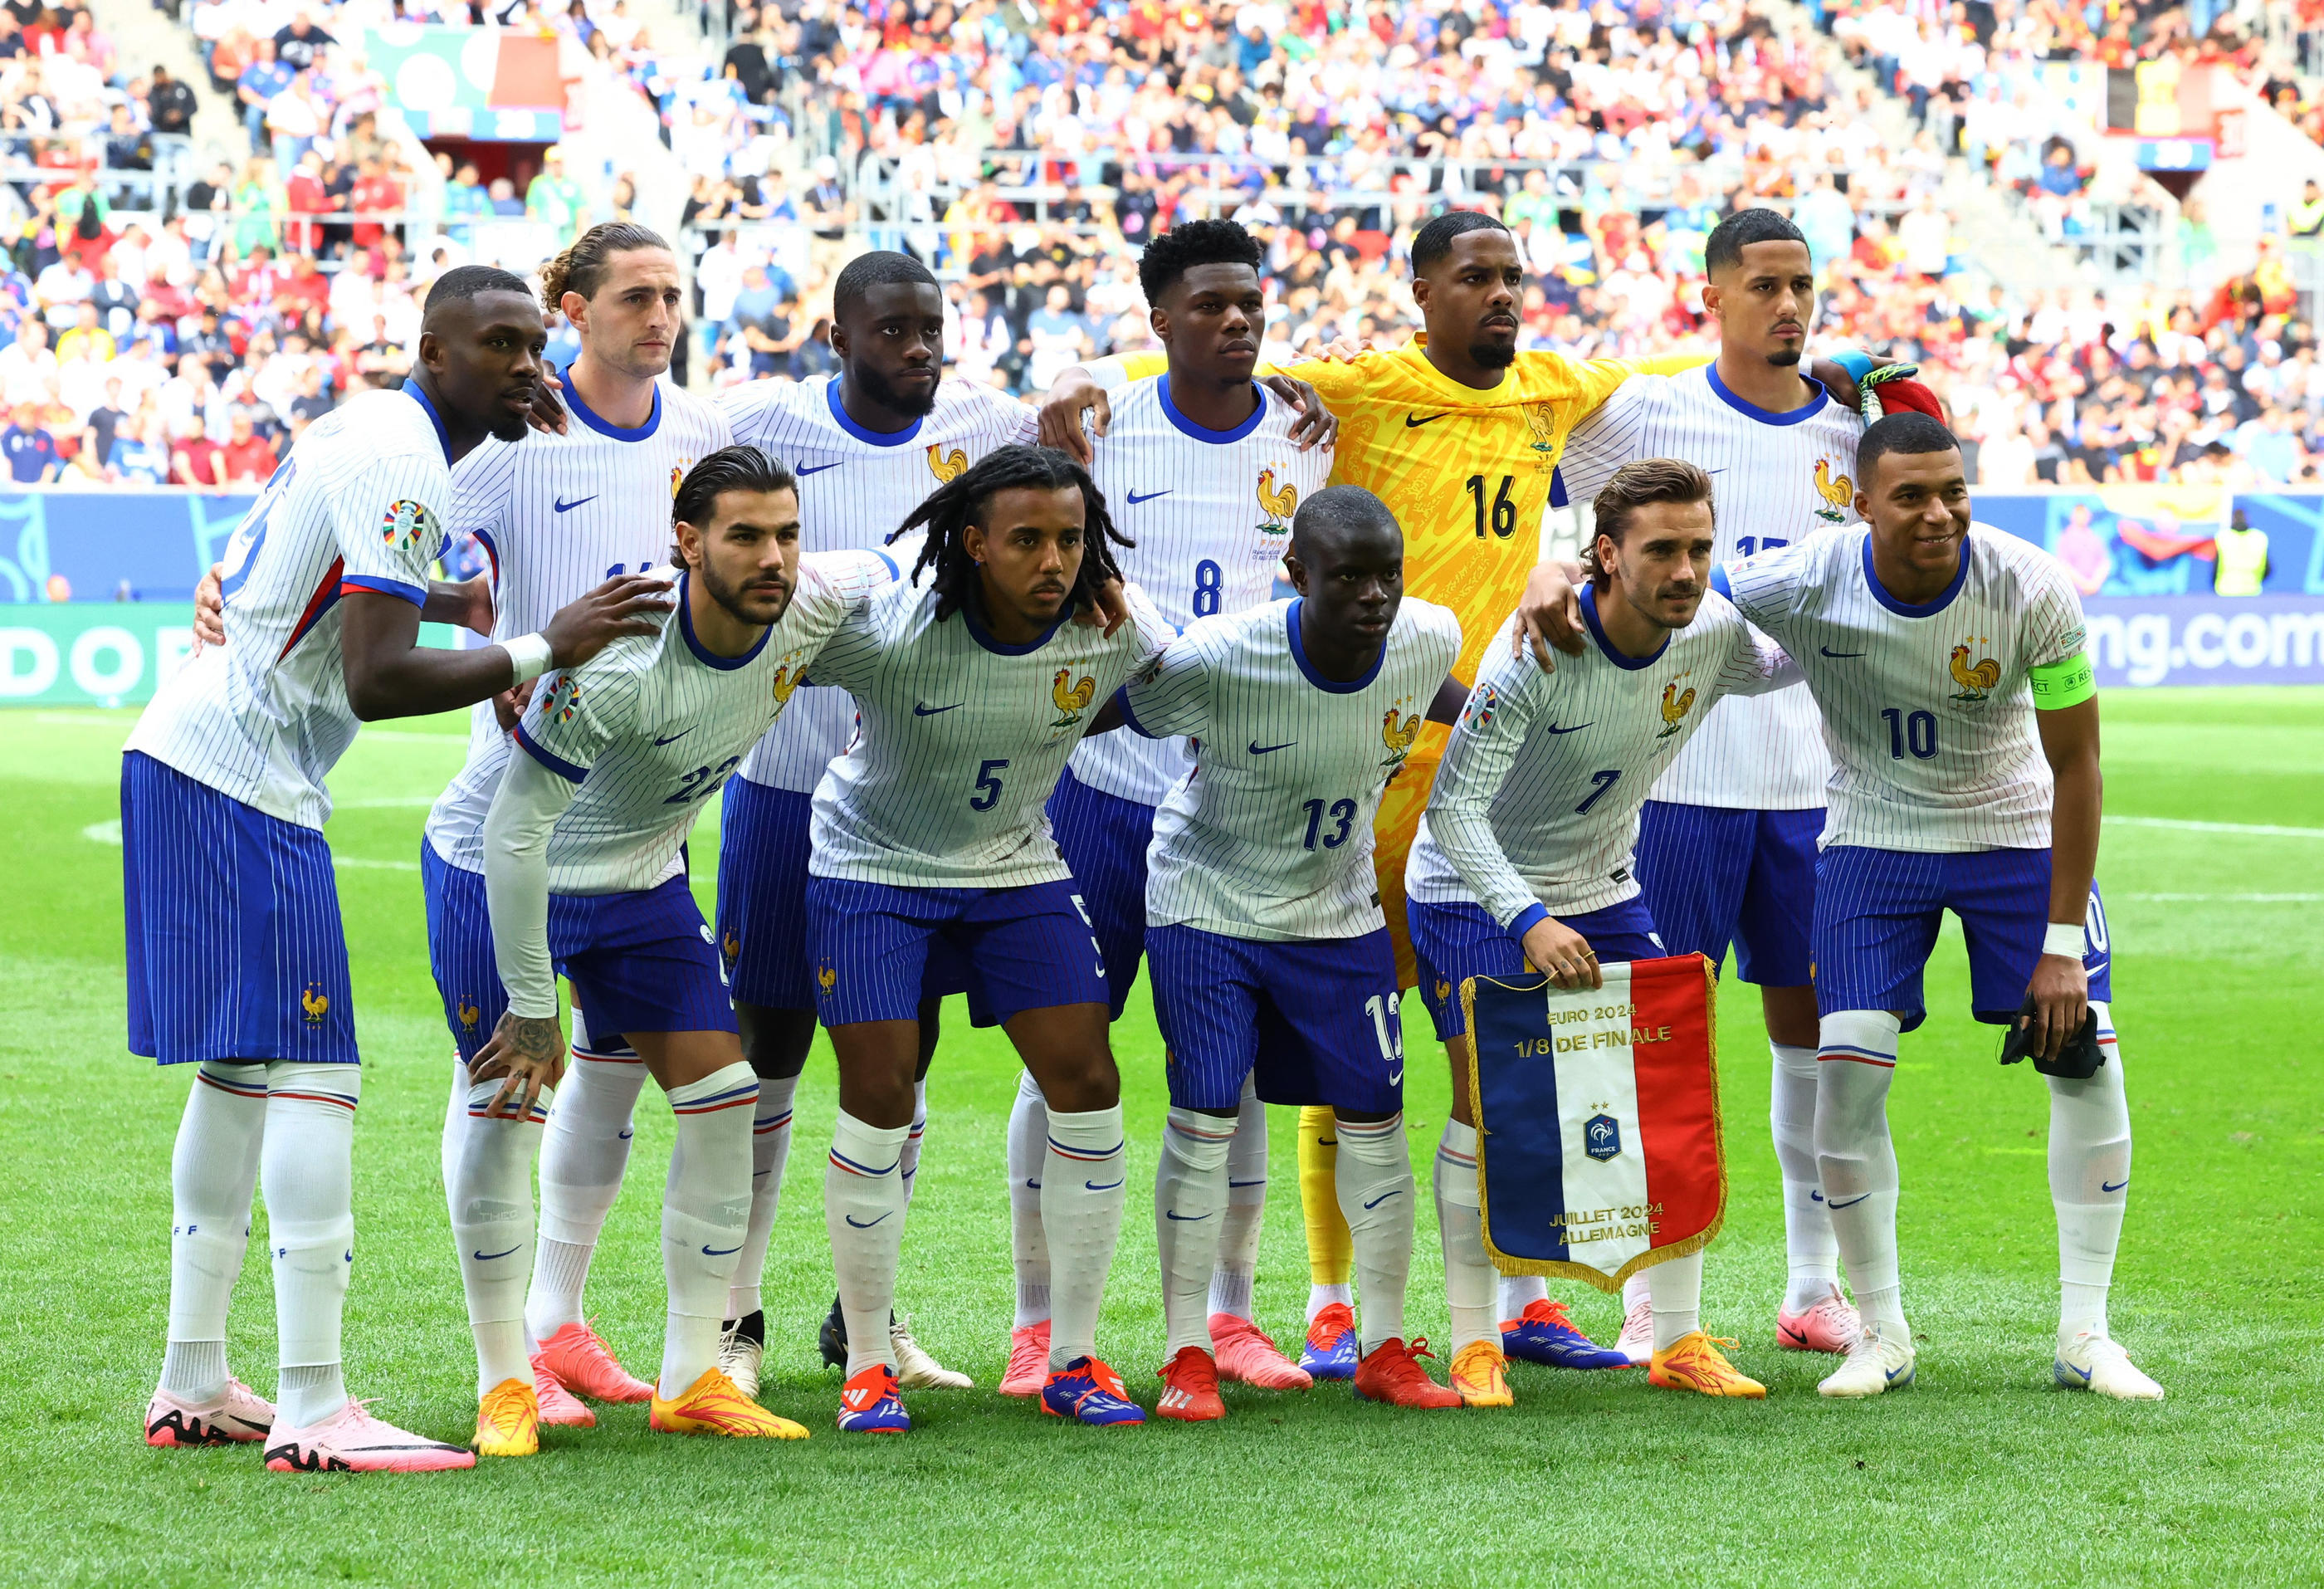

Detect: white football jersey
1556,364,1863,810
507,550,894,895
808,578,1174,890
1067,376,1333,807
123,384,457,829
720,374,1038,794
1129,596,1461,941
423,379,732,873
1408,588,1792,924
1721,524,2087,853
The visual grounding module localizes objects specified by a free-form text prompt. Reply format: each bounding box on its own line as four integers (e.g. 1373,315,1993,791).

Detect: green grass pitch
0,689,2317,1587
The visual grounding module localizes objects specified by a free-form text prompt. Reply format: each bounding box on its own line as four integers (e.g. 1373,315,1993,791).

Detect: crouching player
801,445,1174,1430
1408,458,1797,1406
464,447,902,1451
1718,413,2158,1401
1110,486,1466,1415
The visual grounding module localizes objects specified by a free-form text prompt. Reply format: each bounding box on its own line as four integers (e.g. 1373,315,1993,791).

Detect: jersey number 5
970,758,1009,810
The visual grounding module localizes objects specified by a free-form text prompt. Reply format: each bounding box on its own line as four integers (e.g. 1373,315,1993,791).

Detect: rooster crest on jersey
1523,402,1560,465
456,997,480,1030
380,498,434,550
817,964,837,993
1657,676,1698,737
1380,705,1421,770
770,662,805,706
1812,459,1854,521
300,985,330,1024
1950,643,2003,702
1256,467,1297,535
1051,670,1097,729
722,927,740,964
928,445,967,482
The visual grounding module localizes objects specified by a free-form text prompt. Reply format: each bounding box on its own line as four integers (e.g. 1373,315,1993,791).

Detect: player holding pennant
1408,457,1799,1406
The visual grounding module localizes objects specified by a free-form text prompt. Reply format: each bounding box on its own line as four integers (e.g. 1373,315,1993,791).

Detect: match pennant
1460,955,1726,1293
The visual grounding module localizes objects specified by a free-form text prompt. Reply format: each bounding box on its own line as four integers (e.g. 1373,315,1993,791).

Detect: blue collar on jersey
1157,374,1267,444
560,366,662,441
677,571,773,670
1861,530,1971,617
403,379,453,464
1579,583,1670,670
1706,364,1828,427
961,590,1065,655
1286,597,1387,692
826,375,925,446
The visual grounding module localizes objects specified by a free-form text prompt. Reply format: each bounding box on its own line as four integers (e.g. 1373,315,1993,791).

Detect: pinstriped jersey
506,550,895,896
123,385,457,829
720,374,1038,793
422,379,732,875
1126,597,1461,942
1721,525,2087,853
807,579,1174,889
1555,364,1864,810
1409,588,1793,924
1067,376,1333,807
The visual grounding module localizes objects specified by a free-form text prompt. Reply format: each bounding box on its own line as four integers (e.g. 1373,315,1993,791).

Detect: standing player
1119,486,1467,1417
1004,218,1335,1397
1530,209,1878,1363
1716,413,2158,1401
126,266,666,1472
469,446,903,1450
803,445,1171,1431
419,223,734,1444
1408,459,1795,1407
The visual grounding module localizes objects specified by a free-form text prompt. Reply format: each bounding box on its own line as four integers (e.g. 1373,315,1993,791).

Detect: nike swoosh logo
2102,1180,2129,1192
1362,1190,1403,1209
843,1213,891,1229
1387,1069,1403,1086
915,702,964,716
701,1244,741,1255
653,727,694,746
2059,1360,2092,1383
1164,1210,1211,1221
618,1129,633,1140
1248,740,1296,755
1819,646,1867,658
1887,1362,1911,1381
1125,487,1172,505
1810,1191,1825,1203
1404,413,1448,428
1827,1193,1871,1210
1023,1178,1042,1190
472,1246,520,1261
797,462,842,477
1085,1179,1124,1192
553,495,597,513
1543,723,1593,735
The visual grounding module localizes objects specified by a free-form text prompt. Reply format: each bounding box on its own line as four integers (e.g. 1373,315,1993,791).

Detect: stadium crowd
2,0,2320,490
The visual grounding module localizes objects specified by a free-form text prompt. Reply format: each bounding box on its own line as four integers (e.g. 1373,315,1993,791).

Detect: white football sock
450,1077,544,1396
825,1108,911,1376
1333,1113,1413,1352
262,1062,360,1427
1499,1274,1547,1319
439,1052,466,1206
1815,1010,1906,1335
1208,1078,1266,1321
1623,1269,1653,1310
162,1062,267,1401
657,1063,756,1399
725,1072,798,1320
2049,1001,2131,1345
1771,1039,1841,1311
1006,1071,1052,1327
1043,1103,1127,1371
1306,1282,1351,1322
901,1078,928,1205
1649,1251,1704,1350
1155,1109,1234,1356
1433,1119,1496,1353
526,1042,647,1341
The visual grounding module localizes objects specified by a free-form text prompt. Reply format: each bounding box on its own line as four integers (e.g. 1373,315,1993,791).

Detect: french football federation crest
771,661,803,706
817,964,837,995
379,498,435,550
456,997,480,1031
1813,458,1853,522
1523,401,1560,465
1256,467,1296,535
1657,674,1697,738
928,444,967,482
1949,640,2002,701
722,927,740,963
1051,669,1097,729
670,463,686,499
1584,1111,1621,1162
1380,705,1420,770
300,985,330,1024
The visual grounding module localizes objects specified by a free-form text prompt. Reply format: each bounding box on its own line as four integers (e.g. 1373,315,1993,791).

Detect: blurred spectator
3,401,59,482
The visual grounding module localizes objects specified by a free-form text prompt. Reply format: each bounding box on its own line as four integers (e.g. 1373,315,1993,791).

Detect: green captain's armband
2029,652,2096,709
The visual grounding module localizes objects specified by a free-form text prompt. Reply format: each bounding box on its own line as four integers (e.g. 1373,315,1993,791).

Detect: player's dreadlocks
890,444,1132,623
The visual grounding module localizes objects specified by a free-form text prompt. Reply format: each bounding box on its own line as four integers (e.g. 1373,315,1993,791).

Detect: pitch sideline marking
2107,815,2324,839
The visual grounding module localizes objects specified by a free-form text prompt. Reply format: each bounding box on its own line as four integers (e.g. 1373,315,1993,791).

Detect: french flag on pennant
1462,955,1726,1293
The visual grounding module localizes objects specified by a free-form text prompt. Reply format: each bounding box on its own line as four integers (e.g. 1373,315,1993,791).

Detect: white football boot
2054,1331,2164,1401
891,1315,972,1390
1818,1323,1917,1398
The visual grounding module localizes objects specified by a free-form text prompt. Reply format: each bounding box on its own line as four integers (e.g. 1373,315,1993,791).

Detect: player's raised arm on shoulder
1716,615,1803,699
1423,646,1545,933
1038,353,1161,461
1712,539,1809,643
1118,623,1216,744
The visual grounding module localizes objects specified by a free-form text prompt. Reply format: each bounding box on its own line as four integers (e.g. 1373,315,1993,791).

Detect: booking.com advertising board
1,487,2322,706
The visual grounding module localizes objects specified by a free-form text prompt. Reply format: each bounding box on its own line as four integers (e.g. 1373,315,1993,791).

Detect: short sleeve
512,654,639,783
1120,620,1221,741
1552,375,1667,502
801,546,900,608
1719,540,1810,639
798,595,882,694
2020,550,2089,672
335,448,452,606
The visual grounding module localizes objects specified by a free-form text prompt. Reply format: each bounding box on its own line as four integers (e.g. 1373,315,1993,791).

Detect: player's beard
488,408,531,443
701,555,788,627
1467,340,1517,370
857,360,941,418
1765,347,1802,368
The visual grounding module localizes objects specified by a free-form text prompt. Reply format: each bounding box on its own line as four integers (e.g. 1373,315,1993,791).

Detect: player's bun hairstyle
1589,457,1715,588
1703,208,1809,276
1856,411,1961,489
422,264,535,323
891,443,1131,623
1138,218,1263,307
1409,210,1510,276
670,446,798,565
540,222,672,307
832,250,940,326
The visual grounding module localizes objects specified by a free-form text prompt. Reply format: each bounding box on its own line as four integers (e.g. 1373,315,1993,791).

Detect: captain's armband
2029,652,2096,710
